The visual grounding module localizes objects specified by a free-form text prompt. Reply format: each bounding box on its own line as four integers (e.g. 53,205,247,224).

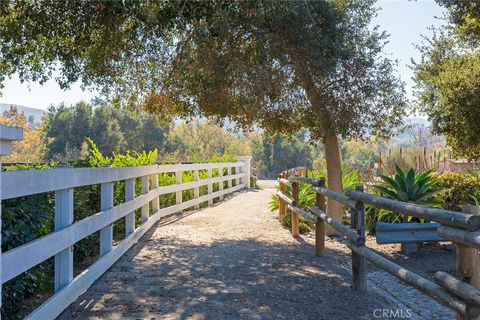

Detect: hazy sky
0,0,446,111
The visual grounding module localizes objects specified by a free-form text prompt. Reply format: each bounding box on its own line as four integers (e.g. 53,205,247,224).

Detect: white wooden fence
0,160,250,319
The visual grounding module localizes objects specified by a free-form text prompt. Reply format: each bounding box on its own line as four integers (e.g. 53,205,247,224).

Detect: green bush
434,172,480,211
1,163,56,317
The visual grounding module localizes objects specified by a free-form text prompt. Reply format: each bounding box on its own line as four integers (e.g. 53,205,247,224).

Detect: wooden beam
350,185,367,291
347,243,480,318
315,181,326,257
141,175,150,223
291,181,299,237
99,182,114,256
346,189,480,231
54,188,74,292
125,178,135,235
456,206,480,320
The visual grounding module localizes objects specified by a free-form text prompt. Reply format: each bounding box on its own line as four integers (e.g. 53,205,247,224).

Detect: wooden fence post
194,169,200,209
457,206,480,320
291,179,299,237
227,166,232,189
151,173,159,213
125,178,135,235
54,188,74,292
315,179,326,256
219,166,224,201
351,185,367,291
141,175,149,223
99,182,113,256
176,171,182,205
235,165,241,187
208,168,213,205
278,173,286,218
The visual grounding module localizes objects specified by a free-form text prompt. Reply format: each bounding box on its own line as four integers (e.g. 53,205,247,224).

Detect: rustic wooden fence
277,169,480,319
0,160,251,320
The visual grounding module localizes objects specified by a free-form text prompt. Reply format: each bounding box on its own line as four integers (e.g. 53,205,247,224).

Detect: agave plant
373,165,442,222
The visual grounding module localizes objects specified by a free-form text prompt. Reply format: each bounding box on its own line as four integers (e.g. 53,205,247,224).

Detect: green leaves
374,166,442,207
414,2,480,159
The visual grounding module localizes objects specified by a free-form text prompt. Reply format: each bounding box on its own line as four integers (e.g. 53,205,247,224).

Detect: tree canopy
0,0,407,227
414,1,480,159
1,0,406,139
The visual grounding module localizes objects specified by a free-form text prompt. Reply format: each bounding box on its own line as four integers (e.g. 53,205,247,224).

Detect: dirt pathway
59,186,437,320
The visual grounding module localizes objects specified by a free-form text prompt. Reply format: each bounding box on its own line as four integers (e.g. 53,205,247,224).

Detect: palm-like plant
373,165,442,222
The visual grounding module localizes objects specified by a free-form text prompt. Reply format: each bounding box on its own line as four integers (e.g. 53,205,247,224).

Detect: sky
0,0,446,111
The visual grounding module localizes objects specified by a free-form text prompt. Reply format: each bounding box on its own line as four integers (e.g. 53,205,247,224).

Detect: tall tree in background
257,131,314,178
0,1,406,228
42,103,171,161
414,1,480,159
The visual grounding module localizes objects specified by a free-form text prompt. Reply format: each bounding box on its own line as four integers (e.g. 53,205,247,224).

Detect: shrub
1,163,56,317
434,172,480,211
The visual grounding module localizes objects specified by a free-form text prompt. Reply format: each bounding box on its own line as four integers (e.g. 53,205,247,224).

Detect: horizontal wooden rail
346,189,480,231
287,176,316,185
157,161,244,173
288,204,317,221
309,206,365,246
312,186,362,210
157,173,244,195
1,162,245,200
3,188,156,282
346,243,479,318
434,271,480,307
437,226,480,249
278,178,292,187
276,191,296,206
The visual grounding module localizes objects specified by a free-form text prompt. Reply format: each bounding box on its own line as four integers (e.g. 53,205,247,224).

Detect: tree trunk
282,44,344,235
324,134,343,236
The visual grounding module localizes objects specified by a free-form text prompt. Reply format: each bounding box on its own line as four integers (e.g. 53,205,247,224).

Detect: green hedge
433,172,480,211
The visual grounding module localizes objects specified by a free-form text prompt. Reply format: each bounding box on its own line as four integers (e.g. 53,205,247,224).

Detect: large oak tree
1,0,406,230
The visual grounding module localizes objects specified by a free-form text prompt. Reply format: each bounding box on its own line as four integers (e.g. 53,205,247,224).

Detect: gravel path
58,185,451,320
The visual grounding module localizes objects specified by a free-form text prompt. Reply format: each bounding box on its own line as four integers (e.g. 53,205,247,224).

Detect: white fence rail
0,160,250,320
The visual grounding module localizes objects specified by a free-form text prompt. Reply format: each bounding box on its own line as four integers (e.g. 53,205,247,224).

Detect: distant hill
0,103,47,125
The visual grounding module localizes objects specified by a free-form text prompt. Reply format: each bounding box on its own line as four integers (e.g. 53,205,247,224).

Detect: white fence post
176,171,182,205
151,173,159,213
237,156,252,188
54,188,74,292
194,169,200,209
141,176,149,223
0,124,23,313
100,182,114,256
125,178,135,235
228,166,232,189
236,165,240,186
207,168,213,206
218,165,224,201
